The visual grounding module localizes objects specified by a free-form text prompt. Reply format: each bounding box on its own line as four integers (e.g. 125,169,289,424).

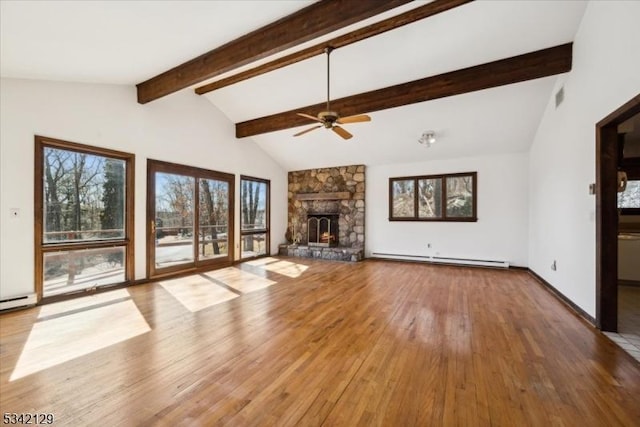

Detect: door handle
618,171,628,192
151,220,156,234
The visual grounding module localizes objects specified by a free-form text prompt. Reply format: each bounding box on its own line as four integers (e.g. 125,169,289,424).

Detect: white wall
528,1,640,317
366,152,529,267
0,78,287,299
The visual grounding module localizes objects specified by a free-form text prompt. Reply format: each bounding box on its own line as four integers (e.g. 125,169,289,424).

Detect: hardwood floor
1,258,639,426
604,286,640,362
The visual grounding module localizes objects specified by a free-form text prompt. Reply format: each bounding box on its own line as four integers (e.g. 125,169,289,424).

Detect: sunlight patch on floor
244,256,280,267
11,289,150,381
160,275,239,312
37,289,128,318
204,267,276,293
259,260,309,278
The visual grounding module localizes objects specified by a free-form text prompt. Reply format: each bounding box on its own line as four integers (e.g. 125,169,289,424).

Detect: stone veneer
284,165,365,261
279,245,364,262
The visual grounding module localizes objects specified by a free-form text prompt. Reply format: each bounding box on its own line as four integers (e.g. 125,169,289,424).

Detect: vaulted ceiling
0,0,588,171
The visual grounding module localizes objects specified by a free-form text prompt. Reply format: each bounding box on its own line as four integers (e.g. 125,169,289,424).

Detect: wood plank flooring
1,258,639,426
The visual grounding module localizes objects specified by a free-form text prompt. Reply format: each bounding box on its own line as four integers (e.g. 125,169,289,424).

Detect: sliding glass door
148,160,234,278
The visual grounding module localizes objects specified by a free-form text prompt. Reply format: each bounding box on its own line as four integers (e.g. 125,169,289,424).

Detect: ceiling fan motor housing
319,111,339,127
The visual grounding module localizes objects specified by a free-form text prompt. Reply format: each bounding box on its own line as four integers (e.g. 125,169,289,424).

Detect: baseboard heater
0,293,37,311
370,252,509,268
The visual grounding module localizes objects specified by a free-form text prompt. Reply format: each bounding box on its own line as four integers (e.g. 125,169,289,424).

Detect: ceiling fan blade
332,126,353,140
293,125,322,137
337,114,371,124
297,112,322,123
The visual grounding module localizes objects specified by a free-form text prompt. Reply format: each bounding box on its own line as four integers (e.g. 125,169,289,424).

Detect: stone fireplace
281,165,365,261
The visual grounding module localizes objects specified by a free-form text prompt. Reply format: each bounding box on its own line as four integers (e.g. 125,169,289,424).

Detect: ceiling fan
294,47,371,140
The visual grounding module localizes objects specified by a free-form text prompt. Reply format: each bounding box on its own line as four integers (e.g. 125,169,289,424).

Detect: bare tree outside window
199,178,229,258
418,178,442,218
43,148,115,242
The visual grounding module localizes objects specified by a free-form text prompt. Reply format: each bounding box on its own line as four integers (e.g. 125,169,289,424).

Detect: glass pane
241,180,267,230
43,148,126,243
155,173,195,268
198,178,229,260
618,180,640,208
241,233,267,258
418,178,442,218
446,175,474,218
43,247,125,297
392,179,415,217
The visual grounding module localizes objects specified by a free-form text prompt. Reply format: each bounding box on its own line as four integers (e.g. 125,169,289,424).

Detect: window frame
34,135,135,302
240,175,270,260
388,171,477,222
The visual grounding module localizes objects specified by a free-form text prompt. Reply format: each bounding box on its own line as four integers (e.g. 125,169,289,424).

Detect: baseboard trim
528,269,596,326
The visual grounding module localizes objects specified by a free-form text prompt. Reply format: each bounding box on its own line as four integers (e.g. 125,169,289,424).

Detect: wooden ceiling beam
235,43,573,138
136,0,412,104
195,0,473,95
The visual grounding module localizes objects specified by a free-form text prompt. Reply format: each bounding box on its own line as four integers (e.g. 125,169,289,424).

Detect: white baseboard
0,293,37,311
370,252,509,268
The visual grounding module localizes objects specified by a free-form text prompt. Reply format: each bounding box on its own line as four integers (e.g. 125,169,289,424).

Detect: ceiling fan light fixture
419,131,436,147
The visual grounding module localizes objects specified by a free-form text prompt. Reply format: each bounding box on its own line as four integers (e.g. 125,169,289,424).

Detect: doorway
147,160,234,279
596,94,640,331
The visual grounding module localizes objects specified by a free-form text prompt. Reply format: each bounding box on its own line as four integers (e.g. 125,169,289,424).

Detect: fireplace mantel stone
295,192,351,201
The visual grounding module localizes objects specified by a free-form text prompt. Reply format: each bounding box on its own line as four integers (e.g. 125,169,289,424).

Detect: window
389,172,477,221
240,176,270,259
35,136,134,300
618,179,640,214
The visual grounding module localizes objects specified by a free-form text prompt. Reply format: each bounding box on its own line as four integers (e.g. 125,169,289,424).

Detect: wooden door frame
595,94,640,331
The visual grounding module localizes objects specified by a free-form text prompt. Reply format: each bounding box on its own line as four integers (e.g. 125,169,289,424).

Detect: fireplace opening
307,214,339,247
